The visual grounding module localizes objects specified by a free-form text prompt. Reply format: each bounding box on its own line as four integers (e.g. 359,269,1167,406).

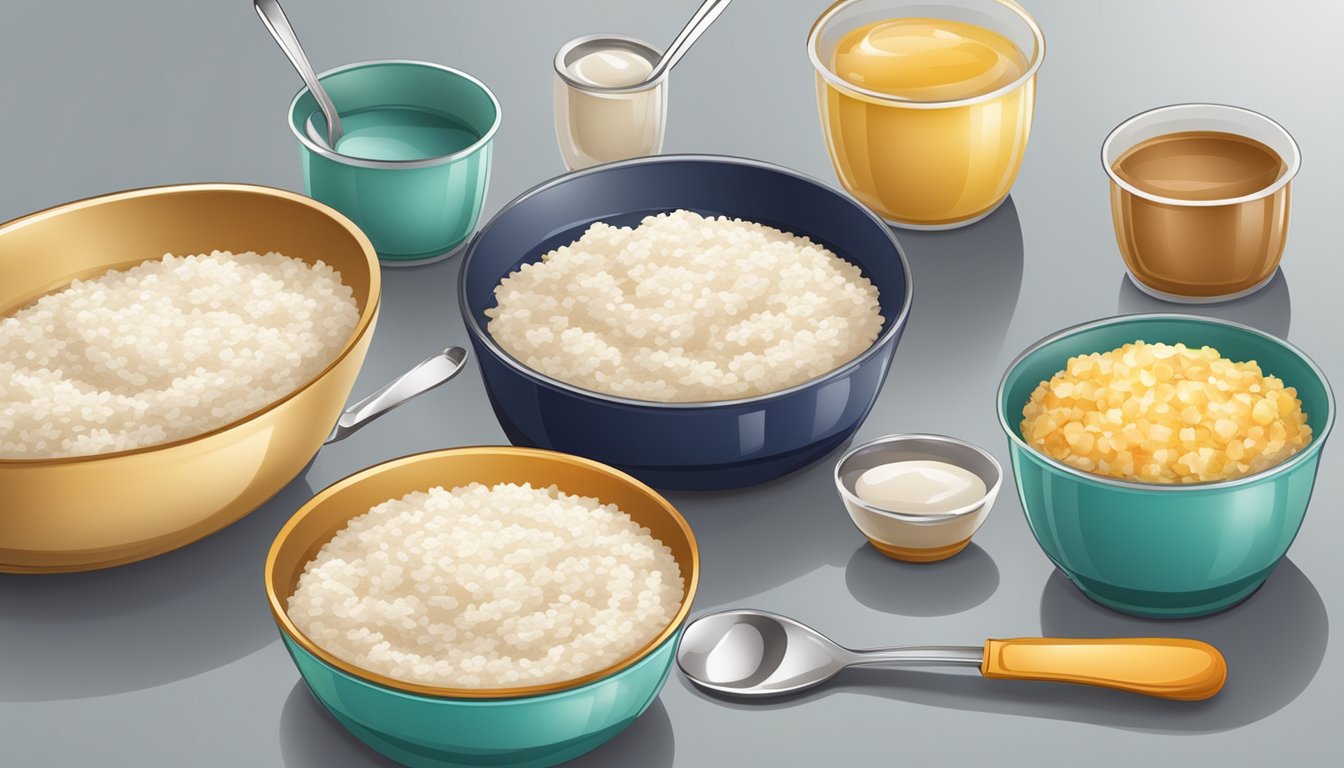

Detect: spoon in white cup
643,0,733,86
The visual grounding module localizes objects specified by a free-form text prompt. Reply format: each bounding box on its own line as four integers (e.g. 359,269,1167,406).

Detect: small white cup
553,35,668,171
834,434,1002,562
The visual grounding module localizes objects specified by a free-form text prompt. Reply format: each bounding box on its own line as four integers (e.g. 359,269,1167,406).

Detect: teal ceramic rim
287,59,502,171
458,153,914,410
996,312,1336,491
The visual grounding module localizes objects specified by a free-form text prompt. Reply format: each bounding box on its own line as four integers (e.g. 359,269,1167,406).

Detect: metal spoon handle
325,347,469,444
845,644,985,668
253,0,344,145
647,0,733,83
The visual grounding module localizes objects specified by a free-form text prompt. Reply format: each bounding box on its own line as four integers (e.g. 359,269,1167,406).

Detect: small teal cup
997,314,1334,618
288,60,500,265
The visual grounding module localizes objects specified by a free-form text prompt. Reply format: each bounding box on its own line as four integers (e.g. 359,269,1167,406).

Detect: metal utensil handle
648,0,733,83
325,347,469,444
845,644,986,668
253,0,344,145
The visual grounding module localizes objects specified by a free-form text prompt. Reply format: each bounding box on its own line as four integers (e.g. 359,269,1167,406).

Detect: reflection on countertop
278,681,399,768
0,473,314,703
568,698,676,768
885,196,1025,394
844,542,999,617
1038,558,1326,732
667,439,858,606
1116,268,1292,340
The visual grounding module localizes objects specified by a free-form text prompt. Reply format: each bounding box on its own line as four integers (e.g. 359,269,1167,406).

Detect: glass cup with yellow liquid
808,0,1044,230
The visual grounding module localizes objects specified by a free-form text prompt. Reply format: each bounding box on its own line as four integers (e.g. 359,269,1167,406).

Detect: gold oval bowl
265,445,701,699
0,184,380,572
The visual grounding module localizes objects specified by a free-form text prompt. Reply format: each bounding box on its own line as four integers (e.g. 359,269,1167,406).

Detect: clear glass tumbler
808,0,1045,230
1103,103,1300,303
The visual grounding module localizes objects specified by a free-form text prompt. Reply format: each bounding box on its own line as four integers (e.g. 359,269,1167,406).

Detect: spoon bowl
677,610,851,696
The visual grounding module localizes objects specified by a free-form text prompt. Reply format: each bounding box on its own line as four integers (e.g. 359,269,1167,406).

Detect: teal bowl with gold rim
997,314,1333,618
265,446,698,767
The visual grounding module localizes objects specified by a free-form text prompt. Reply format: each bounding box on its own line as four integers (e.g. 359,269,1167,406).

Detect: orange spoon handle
980,637,1227,701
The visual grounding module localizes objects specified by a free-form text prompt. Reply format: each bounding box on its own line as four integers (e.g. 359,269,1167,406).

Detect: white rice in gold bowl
0,250,358,458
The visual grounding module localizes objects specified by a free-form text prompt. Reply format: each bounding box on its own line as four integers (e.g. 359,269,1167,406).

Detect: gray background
0,0,1337,765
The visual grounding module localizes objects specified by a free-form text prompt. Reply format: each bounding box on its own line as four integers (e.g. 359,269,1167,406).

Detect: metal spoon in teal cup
289,60,500,265
997,314,1334,619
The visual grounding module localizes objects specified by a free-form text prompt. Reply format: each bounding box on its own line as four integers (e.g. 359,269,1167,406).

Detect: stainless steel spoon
254,0,344,147
643,0,733,86
677,609,1227,701
324,347,468,444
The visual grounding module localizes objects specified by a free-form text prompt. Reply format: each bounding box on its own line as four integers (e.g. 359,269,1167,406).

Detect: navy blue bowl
458,155,913,490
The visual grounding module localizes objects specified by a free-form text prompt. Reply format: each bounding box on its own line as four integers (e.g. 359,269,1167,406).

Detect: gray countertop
0,1,1338,765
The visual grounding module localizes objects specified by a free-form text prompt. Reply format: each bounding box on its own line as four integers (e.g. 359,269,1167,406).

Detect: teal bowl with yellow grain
997,314,1333,618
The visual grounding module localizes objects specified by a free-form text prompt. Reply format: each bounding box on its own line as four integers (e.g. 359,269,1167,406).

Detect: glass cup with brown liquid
1103,104,1301,303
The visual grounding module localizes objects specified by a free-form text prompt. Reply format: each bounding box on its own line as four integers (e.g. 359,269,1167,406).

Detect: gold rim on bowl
264,445,701,700
0,182,381,467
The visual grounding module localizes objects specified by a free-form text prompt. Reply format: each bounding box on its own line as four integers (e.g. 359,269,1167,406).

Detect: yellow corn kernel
1020,341,1311,483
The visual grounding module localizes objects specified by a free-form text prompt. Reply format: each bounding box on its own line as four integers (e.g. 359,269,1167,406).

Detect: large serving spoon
254,0,344,147
324,347,468,444
677,609,1227,701
643,0,734,86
